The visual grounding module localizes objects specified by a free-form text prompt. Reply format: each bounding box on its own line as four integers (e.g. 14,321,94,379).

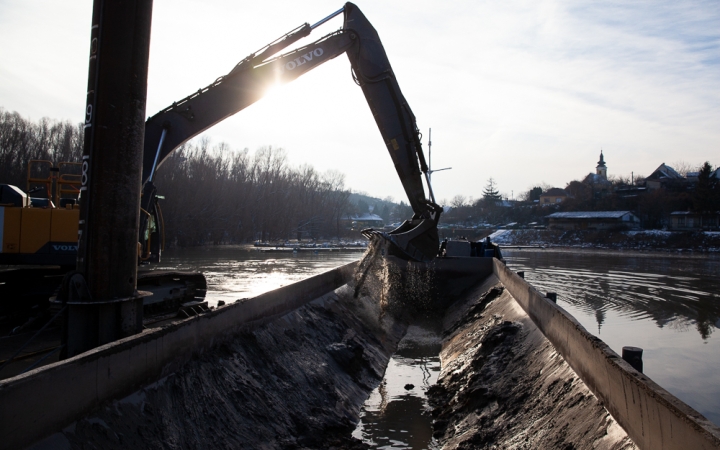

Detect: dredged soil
42,269,637,449
53,286,407,449
428,275,636,449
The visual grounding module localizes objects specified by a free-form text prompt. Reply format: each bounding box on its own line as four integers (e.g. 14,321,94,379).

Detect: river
503,248,720,426
152,245,720,432
150,245,360,307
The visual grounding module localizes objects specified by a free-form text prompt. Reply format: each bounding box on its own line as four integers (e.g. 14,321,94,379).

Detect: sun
262,80,286,100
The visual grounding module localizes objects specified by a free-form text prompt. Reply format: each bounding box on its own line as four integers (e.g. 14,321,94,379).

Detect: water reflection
504,251,720,339
149,245,359,307
354,325,442,449
504,249,720,426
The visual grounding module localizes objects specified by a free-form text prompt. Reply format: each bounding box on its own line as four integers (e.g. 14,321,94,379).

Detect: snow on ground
626,230,673,237
488,230,513,244
485,229,720,251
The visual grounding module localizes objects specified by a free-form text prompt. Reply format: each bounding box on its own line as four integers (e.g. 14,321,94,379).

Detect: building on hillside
596,150,607,179
342,213,384,230
583,172,612,186
685,172,700,183
539,188,569,206
581,150,612,194
644,163,684,190
546,211,641,231
670,211,720,231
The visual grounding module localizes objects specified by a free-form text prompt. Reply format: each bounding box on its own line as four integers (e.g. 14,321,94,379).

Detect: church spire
596,149,607,179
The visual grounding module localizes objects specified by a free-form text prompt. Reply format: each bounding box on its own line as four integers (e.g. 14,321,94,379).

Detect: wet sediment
53,286,407,449
428,275,636,449
32,252,639,449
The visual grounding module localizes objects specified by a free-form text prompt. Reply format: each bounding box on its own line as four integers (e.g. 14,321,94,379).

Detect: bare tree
2,108,355,245
451,195,467,208
671,160,697,177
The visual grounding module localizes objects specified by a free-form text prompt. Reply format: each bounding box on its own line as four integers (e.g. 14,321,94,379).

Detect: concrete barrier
494,259,720,450
0,262,357,450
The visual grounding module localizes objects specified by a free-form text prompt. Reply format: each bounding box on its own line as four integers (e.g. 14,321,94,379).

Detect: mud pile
34,250,639,449
353,239,442,319
54,286,406,449
428,277,636,449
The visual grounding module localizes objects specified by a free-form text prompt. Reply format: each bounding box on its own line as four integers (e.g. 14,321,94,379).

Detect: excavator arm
140,3,441,262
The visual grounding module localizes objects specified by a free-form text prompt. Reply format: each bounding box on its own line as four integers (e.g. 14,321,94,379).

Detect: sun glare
263,81,285,100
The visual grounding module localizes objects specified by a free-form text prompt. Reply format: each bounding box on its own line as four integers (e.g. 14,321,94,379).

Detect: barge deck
1,258,719,449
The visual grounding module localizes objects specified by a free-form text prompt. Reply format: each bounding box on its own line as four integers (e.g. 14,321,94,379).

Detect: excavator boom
141,2,441,261
142,31,354,183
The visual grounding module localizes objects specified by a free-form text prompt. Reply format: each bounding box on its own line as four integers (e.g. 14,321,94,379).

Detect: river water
152,245,720,436
503,249,720,426
150,245,360,307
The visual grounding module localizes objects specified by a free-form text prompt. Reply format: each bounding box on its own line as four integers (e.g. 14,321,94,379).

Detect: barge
1,251,719,449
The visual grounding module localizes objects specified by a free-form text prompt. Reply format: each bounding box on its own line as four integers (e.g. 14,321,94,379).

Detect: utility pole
63,0,154,358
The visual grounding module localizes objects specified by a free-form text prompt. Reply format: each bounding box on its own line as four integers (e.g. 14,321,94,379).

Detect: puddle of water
353,325,442,449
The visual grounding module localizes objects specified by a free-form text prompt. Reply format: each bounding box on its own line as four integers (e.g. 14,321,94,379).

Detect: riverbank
491,229,720,252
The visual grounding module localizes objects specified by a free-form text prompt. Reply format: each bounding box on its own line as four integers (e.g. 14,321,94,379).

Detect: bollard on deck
622,346,643,373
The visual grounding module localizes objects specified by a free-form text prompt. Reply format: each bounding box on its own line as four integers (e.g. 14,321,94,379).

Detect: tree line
1,108,356,245
0,108,83,188
154,140,353,245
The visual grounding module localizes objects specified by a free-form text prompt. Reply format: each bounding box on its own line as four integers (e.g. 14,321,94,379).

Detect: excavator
1,2,441,272
0,3,447,331
139,2,442,263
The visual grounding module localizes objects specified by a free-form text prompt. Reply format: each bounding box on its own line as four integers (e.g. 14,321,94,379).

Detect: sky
1,0,718,204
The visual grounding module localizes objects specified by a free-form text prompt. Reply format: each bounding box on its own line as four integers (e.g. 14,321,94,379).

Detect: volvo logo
52,244,78,252
282,48,324,72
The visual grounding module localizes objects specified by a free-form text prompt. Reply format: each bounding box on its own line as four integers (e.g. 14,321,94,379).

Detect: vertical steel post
64,0,154,358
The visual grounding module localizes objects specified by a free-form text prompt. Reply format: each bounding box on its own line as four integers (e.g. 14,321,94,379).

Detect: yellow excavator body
0,160,81,266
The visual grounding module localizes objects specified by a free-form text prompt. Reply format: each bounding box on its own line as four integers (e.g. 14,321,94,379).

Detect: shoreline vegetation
154,229,720,257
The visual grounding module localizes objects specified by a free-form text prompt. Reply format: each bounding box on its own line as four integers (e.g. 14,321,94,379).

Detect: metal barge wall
493,259,720,450
0,263,361,449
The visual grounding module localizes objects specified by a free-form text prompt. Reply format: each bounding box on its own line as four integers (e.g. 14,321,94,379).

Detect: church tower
596,150,607,179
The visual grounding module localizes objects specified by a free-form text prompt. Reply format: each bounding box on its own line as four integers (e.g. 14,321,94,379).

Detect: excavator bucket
362,214,440,262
